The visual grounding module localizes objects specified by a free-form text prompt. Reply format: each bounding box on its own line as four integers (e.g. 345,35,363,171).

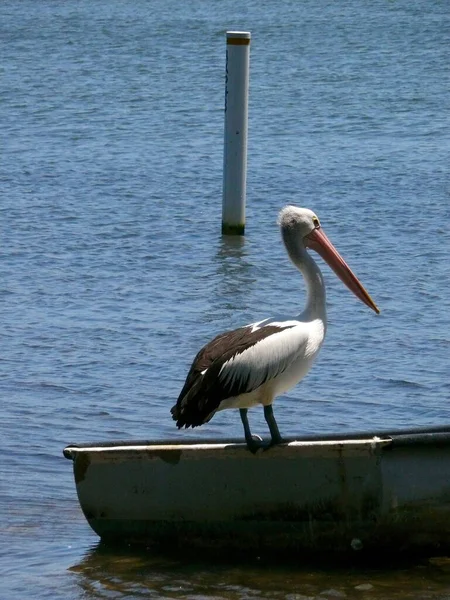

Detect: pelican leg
239,408,263,453
264,404,283,445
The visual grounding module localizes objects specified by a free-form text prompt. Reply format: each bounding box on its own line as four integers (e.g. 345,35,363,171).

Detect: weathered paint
64,431,450,559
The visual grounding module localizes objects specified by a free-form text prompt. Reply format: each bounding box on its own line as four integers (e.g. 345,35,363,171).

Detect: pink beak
304,227,380,314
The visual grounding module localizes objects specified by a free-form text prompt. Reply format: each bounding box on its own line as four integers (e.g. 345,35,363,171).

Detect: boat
63,425,450,560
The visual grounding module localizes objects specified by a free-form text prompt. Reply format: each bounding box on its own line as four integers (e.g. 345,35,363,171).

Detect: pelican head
279,206,380,314
278,206,320,238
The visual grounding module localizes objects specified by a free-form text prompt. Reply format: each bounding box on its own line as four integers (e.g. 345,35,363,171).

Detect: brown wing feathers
171,324,294,428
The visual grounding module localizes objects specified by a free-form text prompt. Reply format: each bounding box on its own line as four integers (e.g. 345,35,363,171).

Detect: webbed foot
269,433,284,446
246,434,264,454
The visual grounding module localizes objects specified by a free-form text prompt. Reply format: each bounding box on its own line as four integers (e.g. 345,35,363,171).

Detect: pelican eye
312,216,320,228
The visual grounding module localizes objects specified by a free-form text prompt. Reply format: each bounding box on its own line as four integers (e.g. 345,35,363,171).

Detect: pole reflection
202,235,256,327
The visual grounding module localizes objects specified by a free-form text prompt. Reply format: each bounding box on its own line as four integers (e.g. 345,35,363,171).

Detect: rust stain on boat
151,450,182,465
74,454,91,483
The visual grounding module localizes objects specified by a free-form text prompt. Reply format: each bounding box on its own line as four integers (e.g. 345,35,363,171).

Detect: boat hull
64,429,450,558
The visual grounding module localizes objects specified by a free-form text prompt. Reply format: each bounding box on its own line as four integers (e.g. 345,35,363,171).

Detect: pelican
171,206,379,451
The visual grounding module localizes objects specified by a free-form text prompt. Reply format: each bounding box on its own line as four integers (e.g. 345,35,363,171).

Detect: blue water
1,0,450,598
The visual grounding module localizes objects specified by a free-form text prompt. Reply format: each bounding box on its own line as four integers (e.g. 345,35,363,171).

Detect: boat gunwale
63,425,450,460
63,436,392,459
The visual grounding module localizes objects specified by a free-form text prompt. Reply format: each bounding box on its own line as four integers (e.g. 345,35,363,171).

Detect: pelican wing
171,321,307,428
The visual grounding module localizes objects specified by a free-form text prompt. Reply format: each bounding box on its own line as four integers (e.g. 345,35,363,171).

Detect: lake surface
1,0,449,597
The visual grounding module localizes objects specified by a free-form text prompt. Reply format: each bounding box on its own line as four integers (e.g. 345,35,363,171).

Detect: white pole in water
222,31,251,235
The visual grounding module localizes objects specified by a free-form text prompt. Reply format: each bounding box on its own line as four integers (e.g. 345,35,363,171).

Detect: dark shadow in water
69,540,450,600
